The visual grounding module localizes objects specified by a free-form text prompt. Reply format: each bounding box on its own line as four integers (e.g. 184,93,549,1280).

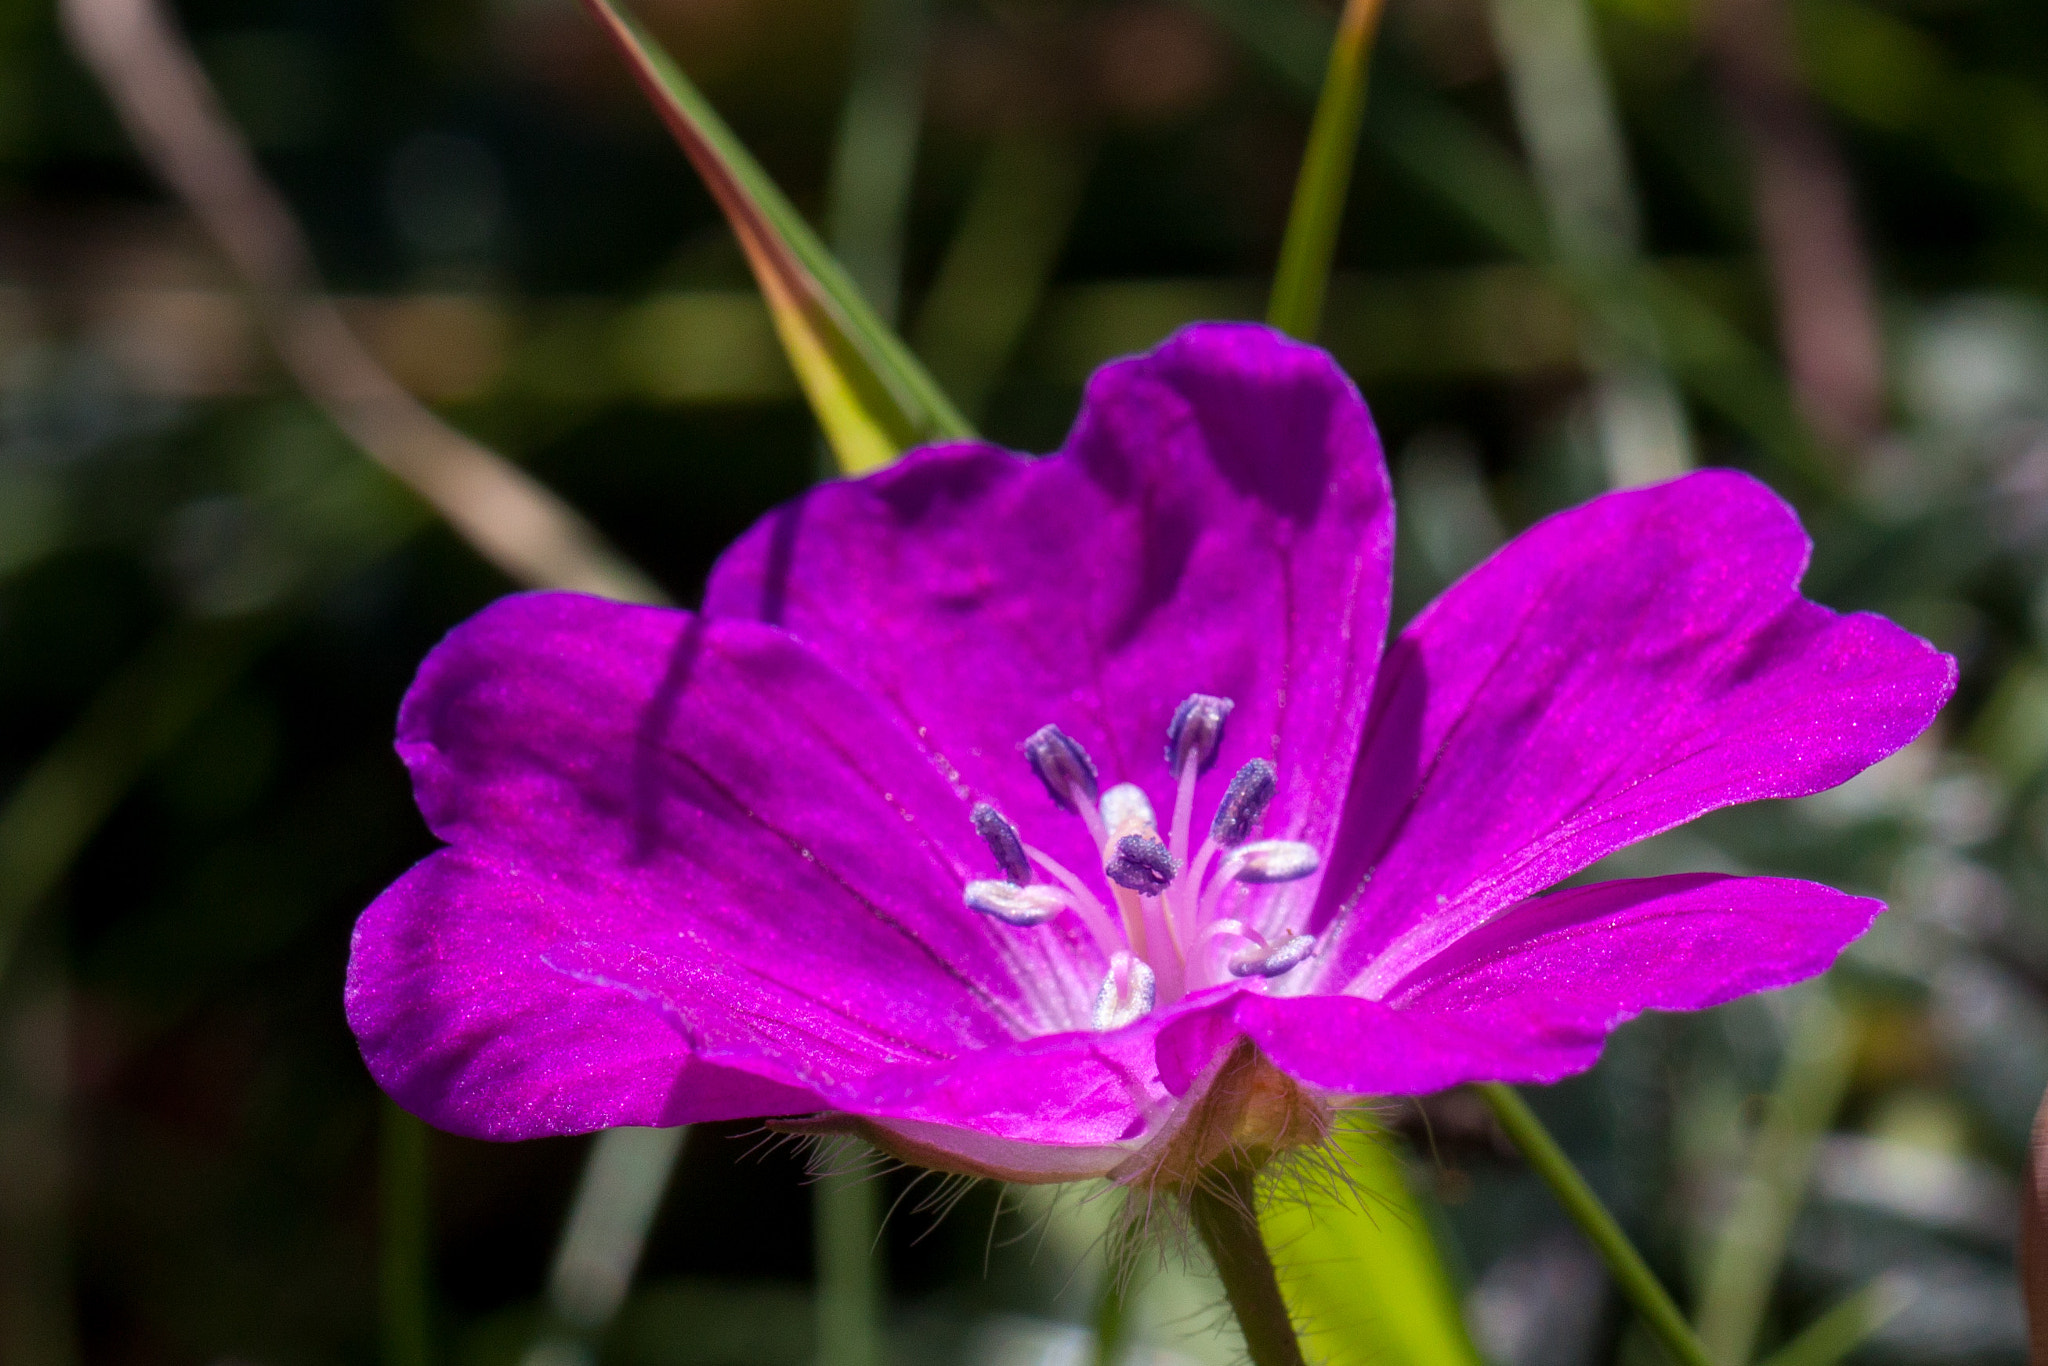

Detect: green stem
379,1101,432,1366
1266,0,1387,340
1476,1083,1714,1366
815,1167,883,1366
1089,1263,1130,1366
1188,1162,1306,1366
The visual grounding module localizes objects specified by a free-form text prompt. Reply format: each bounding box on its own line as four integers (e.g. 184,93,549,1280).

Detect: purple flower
345,323,1954,1186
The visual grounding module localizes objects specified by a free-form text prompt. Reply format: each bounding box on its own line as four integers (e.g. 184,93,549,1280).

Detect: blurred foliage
5,0,2048,1362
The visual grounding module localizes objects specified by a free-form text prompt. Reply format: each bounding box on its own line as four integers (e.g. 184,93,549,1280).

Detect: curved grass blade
1478,1083,1717,1366
1268,0,1389,340
1753,1275,1913,1366
578,0,973,474
1694,989,1856,1366
1261,1115,1485,1366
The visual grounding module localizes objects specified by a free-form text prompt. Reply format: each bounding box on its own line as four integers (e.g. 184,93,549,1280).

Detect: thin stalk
1090,1203,1151,1366
824,0,930,326
579,0,973,458
1267,0,1387,340
1476,1083,1714,1366
1188,0,1831,488
1752,1275,1913,1366
1695,991,1856,1366
1090,1265,1131,1366
63,0,666,603
815,1167,883,1366
1188,1162,1307,1366
909,130,1092,421
521,1126,688,1365
816,0,928,481
379,1101,432,1366
1482,0,1695,485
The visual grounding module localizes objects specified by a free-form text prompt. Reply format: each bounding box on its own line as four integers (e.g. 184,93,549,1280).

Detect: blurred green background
3,0,2047,1361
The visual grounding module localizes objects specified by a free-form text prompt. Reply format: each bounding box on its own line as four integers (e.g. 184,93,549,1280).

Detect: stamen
1229,932,1318,978
1105,834,1179,895
1210,759,1277,846
1021,844,1125,955
1092,951,1157,1031
1023,724,1099,812
1099,782,1156,833
963,880,1070,926
1165,694,1234,774
1223,839,1321,884
970,803,1031,885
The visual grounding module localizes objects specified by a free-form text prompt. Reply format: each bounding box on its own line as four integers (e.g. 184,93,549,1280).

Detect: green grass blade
1268,0,1388,340
1262,1117,1486,1366
824,0,930,326
577,0,972,473
1187,0,1831,490
1753,1276,1914,1366
1694,990,1857,1366
1478,1084,1717,1366
911,130,1093,420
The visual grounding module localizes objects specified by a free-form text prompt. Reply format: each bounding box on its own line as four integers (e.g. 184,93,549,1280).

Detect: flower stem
1266,0,1388,341
378,1100,432,1366
1476,1083,1715,1366
815,1166,884,1366
1188,1162,1307,1366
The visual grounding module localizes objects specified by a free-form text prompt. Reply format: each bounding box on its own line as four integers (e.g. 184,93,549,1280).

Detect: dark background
2,0,2046,1361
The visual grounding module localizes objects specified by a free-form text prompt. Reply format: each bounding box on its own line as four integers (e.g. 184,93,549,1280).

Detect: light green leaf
577,0,973,473
1263,1117,1485,1366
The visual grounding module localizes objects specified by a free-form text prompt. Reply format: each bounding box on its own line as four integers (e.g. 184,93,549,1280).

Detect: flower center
959,695,1319,1028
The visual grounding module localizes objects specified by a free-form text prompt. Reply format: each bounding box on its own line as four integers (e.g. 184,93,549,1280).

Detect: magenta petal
703,323,1393,892
1385,872,1879,1019
1312,470,1954,992
1180,874,1879,1094
349,848,828,1136
1163,993,1560,1096
848,1016,1177,1146
346,592,1109,1140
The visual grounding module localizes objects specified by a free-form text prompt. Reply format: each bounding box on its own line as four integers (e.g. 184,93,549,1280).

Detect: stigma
959,695,1320,1030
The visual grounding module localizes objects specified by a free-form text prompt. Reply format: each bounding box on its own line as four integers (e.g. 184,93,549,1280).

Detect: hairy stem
1188,1163,1306,1366
1477,1083,1715,1366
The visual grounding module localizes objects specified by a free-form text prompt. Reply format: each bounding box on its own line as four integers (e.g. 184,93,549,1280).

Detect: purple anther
1105,834,1179,895
1023,724,1099,812
1165,694,1235,774
971,803,1031,885
1210,759,1277,846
